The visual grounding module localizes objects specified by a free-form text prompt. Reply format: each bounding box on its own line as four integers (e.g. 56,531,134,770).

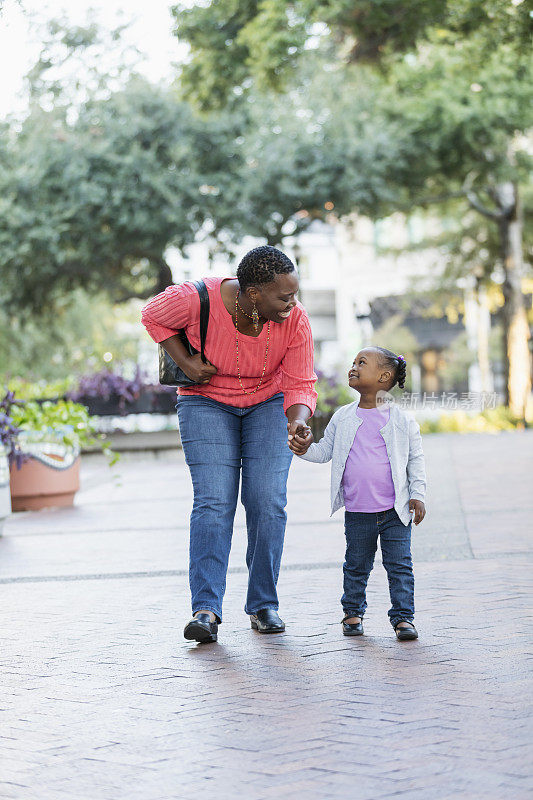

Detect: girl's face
348,349,392,392
246,272,299,324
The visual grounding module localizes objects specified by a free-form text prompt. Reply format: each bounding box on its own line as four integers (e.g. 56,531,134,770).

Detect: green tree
0,20,249,314
172,0,531,108
173,0,533,419
0,290,140,383
220,64,410,245
0,77,246,312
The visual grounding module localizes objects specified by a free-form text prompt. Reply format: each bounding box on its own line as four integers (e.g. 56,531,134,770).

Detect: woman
141,246,317,643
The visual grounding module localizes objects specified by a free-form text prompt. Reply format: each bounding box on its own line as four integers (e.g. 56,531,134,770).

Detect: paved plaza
1,430,532,800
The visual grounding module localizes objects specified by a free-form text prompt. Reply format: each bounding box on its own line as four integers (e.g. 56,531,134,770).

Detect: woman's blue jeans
342,508,415,628
176,392,293,622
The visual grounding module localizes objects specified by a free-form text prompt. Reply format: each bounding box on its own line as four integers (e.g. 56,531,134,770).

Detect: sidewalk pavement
1,431,532,800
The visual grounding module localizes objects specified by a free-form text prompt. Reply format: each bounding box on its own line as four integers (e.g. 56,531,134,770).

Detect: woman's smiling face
247,271,299,324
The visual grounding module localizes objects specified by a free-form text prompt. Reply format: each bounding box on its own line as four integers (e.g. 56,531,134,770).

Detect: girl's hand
409,499,426,525
287,418,308,440
288,427,313,455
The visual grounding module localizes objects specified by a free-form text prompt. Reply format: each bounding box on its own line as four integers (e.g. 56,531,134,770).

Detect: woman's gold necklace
237,292,260,330
234,292,271,396
236,297,253,320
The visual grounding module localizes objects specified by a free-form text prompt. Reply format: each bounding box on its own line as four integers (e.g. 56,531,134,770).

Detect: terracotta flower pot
10,444,80,512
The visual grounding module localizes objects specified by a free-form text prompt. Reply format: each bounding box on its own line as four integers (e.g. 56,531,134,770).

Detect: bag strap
192,280,210,364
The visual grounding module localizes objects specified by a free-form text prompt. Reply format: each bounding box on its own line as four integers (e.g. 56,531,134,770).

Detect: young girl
289,347,426,641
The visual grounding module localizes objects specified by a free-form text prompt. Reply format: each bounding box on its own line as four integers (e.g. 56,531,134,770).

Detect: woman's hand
182,353,218,384
159,334,217,385
287,419,313,455
288,428,313,455
409,499,426,525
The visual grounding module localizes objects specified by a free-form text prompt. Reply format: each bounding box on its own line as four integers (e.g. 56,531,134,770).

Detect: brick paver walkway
1,432,532,799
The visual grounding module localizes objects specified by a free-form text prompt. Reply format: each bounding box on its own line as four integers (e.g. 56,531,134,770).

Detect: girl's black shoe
184,613,218,643
342,615,364,636
394,621,418,641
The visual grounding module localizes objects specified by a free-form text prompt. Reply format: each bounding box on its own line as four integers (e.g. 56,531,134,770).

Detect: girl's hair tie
397,355,405,363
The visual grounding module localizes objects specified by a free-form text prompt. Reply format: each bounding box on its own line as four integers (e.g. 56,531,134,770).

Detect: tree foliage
172,0,532,109
173,0,532,417
0,73,247,312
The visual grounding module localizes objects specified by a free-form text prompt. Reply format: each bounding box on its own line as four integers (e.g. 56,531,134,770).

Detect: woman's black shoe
342,615,364,636
184,613,218,643
394,621,418,641
250,609,285,633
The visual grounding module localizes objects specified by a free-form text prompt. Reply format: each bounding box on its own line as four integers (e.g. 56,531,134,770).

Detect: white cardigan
299,401,426,525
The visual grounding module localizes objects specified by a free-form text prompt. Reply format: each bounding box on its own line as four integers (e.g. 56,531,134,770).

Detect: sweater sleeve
280,311,318,415
298,413,337,463
140,283,199,343
407,417,427,501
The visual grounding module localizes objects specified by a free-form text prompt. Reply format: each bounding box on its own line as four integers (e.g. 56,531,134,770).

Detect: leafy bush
6,377,75,401
67,366,175,408
0,291,143,384
1,391,117,467
7,367,174,410
67,368,145,406
315,368,354,415
419,406,522,434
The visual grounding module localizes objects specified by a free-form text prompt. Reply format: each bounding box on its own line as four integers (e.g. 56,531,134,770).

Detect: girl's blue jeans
342,508,415,628
176,392,293,622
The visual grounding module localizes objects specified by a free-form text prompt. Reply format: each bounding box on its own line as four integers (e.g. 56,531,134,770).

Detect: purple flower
68,367,145,409
0,392,27,468
67,366,176,408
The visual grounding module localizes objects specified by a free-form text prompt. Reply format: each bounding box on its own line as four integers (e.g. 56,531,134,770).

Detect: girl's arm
297,414,338,464
407,418,426,500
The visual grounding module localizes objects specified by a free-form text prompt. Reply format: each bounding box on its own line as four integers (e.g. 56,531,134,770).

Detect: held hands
183,353,218,384
409,499,426,525
287,419,314,455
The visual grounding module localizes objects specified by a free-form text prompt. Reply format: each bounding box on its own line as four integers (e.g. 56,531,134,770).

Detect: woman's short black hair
237,246,295,290
375,347,407,390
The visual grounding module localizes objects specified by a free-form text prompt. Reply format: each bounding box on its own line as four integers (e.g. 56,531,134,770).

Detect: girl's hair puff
375,347,407,389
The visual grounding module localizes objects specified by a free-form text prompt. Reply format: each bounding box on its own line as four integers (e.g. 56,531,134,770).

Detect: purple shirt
341,406,396,513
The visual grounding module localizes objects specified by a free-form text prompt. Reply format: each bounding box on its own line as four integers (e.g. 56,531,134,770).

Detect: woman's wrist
286,404,312,425
160,334,193,369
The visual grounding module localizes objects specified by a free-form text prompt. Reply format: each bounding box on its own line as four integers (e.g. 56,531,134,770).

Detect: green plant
5,394,118,466
6,377,75,401
0,291,143,384
419,406,522,435
315,369,354,415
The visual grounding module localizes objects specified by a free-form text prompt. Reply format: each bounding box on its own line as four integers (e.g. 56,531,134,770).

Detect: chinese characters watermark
378,391,499,411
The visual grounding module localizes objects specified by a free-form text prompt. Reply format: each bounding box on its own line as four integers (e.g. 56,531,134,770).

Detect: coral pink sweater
141,277,317,414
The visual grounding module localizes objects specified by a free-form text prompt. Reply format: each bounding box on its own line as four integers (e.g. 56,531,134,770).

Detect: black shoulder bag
158,280,210,387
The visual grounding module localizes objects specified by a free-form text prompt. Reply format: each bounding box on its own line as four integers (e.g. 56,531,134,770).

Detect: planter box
10,456,80,512
148,390,177,415
75,394,136,416
75,390,176,416
10,442,81,512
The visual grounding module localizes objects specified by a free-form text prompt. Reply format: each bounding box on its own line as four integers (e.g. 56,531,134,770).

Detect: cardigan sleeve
280,311,318,415
298,413,338,463
140,283,200,343
407,417,427,501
